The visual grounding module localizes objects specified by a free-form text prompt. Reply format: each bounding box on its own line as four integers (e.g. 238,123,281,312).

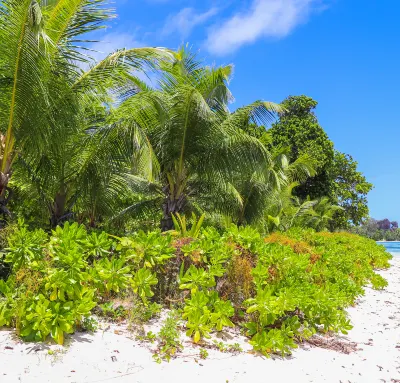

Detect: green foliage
269,96,372,228
0,222,391,357
81,317,98,333
91,257,131,294
269,95,334,197
0,224,18,279
137,331,157,343
211,340,243,353
85,232,113,258
131,268,158,303
329,152,373,228
0,224,17,251
0,0,372,243
5,220,47,271
172,212,205,238
224,224,261,252
249,324,299,357
113,47,281,232
117,231,175,268
0,221,182,344
153,311,182,363
179,265,216,292
186,226,390,354
212,299,235,331
129,300,161,327
0,223,150,343
97,302,128,322
199,348,209,359
0,0,173,229
182,290,235,343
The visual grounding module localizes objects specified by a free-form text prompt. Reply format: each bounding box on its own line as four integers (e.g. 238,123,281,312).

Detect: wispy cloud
162,7,219,39
205,0,324,55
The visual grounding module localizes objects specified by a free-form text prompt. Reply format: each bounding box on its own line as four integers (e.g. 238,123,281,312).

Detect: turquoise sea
377,241,400,256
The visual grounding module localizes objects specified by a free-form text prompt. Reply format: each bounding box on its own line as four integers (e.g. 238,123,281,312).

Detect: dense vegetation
0,0,371,232
0,0,390,360
0,221,391,357
267,96,373,230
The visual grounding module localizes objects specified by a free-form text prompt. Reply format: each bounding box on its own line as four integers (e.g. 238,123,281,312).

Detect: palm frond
72,47,175,93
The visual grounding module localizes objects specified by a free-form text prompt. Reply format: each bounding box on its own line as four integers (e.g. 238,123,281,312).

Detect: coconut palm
266,187,342,233
113,48,282,230
303,197,344,231
236,148,316,226
261,151,316,232
0,0,173,225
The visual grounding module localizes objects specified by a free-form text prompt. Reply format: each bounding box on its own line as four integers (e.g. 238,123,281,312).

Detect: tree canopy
0,1,372,233
268,95,372,228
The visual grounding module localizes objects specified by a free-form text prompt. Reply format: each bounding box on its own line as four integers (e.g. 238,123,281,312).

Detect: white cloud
162,7,219,38
205,0,323,55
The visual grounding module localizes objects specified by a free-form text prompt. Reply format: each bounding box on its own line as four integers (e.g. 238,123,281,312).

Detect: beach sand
1,258,399,383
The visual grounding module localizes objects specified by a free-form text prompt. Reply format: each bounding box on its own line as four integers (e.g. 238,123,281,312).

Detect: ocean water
377,241,400,256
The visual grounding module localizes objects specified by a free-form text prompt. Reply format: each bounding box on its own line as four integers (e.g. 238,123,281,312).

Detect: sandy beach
1,257,399,383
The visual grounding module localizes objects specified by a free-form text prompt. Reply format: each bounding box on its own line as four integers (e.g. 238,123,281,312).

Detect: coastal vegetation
0,220,391,357
352,218,400,241
0,0,392,360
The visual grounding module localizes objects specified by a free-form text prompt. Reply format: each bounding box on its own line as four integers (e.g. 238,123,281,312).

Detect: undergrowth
0,220,391,359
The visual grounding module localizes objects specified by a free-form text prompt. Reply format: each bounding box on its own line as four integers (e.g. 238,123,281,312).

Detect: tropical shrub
0,223,391,357
0,222,99,344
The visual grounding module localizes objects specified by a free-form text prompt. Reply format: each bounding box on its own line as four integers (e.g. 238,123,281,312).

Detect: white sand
1,258,399,383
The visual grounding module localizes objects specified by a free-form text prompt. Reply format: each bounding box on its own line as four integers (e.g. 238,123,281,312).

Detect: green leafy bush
153,310,182,363
117,230,175,268
91,257,131,294
0,222,99,344
131,268,158,302
0,223,391,356
5,220,47,271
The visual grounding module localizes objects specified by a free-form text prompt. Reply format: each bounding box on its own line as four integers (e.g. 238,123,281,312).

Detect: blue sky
95,0,400,221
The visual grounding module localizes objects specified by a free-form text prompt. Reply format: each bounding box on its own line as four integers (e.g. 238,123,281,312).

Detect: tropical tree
0,0,54,215
269,95,372,228
232,148,315,227
268,95,334,200
257,151,316,232
113,48,282,231
329,151,373,228
0,3,366,235
305,197,344,231
0,0,173,226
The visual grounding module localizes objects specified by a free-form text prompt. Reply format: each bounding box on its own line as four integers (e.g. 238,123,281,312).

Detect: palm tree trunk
50,191,67,228
161,194,186,231
0,173,12,219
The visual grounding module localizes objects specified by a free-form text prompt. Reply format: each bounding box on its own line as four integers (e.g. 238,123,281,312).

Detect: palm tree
303,197,344,231
265,187,342,233
257,151,316,232
233,148,315,227
0,0,53,215
113,48,282,231
0,0,173,225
